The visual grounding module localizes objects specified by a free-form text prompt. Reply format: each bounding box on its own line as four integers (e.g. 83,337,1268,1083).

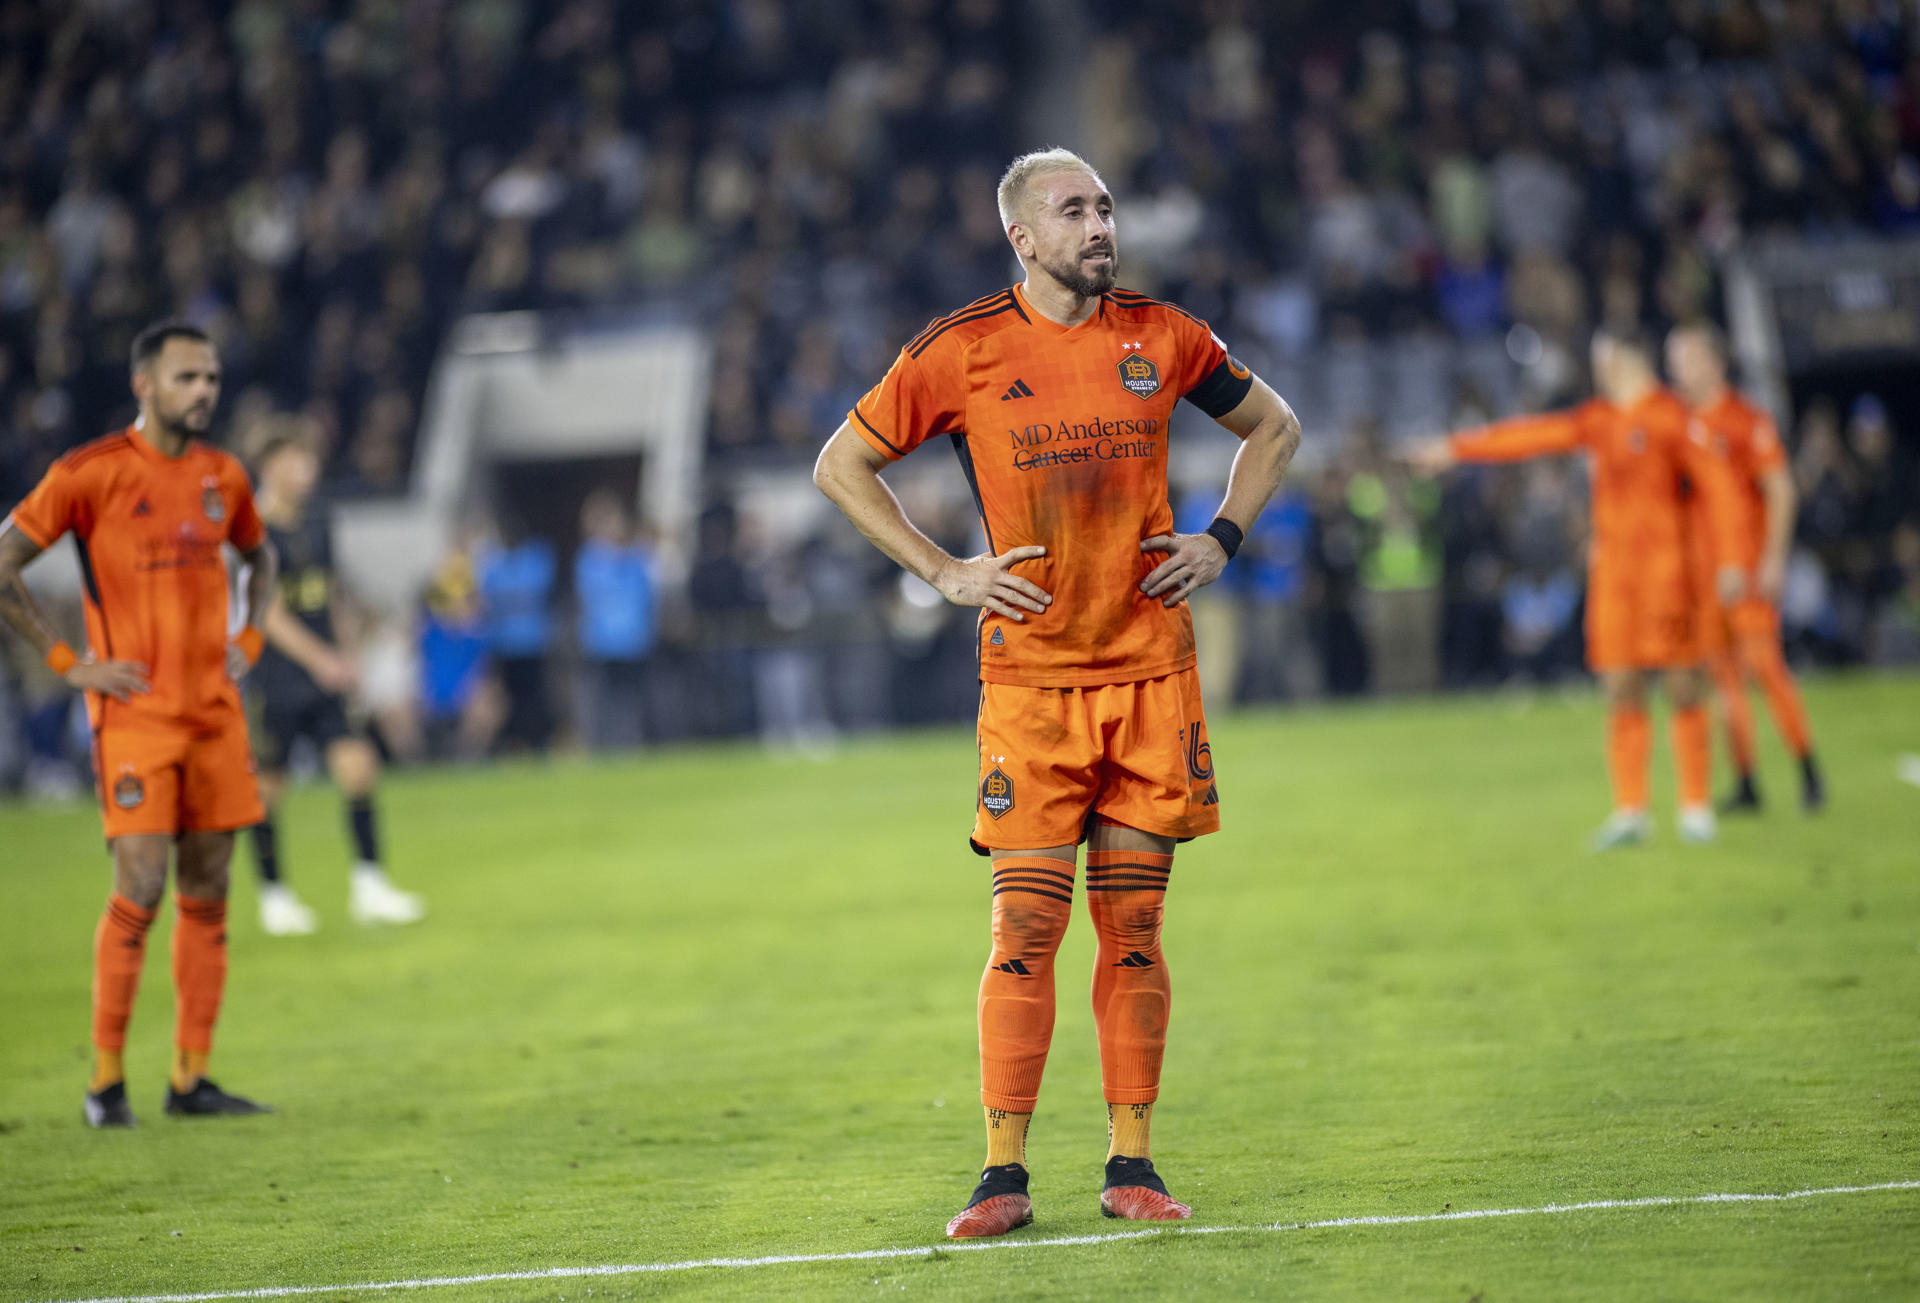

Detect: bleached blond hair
996,148,1105,230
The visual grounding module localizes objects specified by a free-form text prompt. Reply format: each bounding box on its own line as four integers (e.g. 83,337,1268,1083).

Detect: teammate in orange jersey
814,149,1302,1238
0,320,279,1127
1412,326,1744,849
1665,323,1825,813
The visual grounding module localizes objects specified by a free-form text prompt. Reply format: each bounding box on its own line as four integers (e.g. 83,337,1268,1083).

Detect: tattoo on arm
0,526,58,655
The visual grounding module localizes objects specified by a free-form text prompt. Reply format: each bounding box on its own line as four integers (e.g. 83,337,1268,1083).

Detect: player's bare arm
1140,377,1301,607
264,592,357,693
229,538,278,682
813,423,1053,623
1756,464,1796,602
0,520,150,700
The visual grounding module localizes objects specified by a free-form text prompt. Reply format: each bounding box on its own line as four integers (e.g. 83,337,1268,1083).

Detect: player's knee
256,772,287,809
110,837,171,909
1603,671,1647,710
990,898,1071,962
1093,894,1165,952
174,833,235,899
328,738,379,796
1667,667,1705,709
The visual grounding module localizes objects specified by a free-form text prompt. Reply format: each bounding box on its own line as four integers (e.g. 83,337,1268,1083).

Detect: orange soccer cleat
1099,1156,1192,1220
945,1164,1035,1238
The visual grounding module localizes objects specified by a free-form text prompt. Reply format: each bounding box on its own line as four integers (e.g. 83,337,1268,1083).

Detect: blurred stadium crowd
4,0,1920,789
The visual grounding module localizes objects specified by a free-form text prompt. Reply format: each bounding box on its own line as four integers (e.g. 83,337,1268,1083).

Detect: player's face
1025,169,1117,298
1664,330,1721,398
266,446,320,503
1591,337,1619,394
139,338,222,436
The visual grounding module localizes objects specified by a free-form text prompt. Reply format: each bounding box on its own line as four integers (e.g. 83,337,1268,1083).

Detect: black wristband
1204,517,1243,560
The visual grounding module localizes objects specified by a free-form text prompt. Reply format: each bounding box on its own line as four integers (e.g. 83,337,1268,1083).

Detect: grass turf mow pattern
2,676,1918,1300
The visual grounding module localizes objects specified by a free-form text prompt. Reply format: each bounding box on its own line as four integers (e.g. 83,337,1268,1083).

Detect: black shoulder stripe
1109,290,1204,326
907,289,1014,353
910,298,1018,358
61,434,133,470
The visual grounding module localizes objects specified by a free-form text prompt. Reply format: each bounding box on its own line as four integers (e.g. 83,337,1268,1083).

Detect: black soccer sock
346,796,381,866
250,817,282,884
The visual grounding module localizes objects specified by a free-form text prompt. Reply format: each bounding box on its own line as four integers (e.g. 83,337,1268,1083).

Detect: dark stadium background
2,0,1918,792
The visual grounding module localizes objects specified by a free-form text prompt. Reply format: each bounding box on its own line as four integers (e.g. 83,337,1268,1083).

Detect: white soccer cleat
1590,809,1651,852
1677,805,1717,844
258,883,319,937
350,865,427,926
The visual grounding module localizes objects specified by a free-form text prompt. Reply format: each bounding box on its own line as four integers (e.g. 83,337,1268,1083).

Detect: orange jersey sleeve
847,292,998,461
221,456,267,552
1449,405,1592,462
6,449,99,549
1742,405,1788,477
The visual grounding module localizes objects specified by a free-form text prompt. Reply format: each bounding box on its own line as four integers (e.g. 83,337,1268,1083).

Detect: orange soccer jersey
851,283,1252,688
6,426,267,836
1450,389,1742,671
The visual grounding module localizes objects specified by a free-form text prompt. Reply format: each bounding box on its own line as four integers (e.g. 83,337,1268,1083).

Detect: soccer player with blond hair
815,148,1301,1237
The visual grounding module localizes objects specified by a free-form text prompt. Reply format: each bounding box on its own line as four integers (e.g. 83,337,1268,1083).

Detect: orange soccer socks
1606,706,1652,813
1712,653,1759,780
1745,634,1814,759
1086,849,1172,1139
978,858,1074,1126
170,896,229,1092
91,894,155,1091
1671,704,1713,811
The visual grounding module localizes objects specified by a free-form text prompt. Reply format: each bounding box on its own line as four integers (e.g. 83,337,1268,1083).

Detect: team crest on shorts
1117,350,1162,400
981,767,1015,819
113,773,144,809
202,486,225,523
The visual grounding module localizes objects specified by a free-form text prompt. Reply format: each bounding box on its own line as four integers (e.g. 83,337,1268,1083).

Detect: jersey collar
1013,282,1108,337
126,421,198,463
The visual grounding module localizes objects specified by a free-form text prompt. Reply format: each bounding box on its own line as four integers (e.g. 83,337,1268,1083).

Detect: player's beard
155,397,216,441
1040,243,1118,299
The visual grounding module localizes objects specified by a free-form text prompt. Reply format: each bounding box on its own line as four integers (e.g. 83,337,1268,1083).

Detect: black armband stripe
1185,357,1254,418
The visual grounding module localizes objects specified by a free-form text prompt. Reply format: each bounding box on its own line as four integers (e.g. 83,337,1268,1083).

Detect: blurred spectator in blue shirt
419,549,503,761
479,518,558,753
574,491,657,752
1236,490,1319,702
1502,563,1581,684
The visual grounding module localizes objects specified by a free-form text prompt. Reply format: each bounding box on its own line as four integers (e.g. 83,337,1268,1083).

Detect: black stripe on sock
991,885,1074,904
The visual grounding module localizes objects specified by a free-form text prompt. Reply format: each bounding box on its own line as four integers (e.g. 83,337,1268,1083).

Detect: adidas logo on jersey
1112,951,1156,969
995,958,1032,975
999,379,1035,401
133,498,152,517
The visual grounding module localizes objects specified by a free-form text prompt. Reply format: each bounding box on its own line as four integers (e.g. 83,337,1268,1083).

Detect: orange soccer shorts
93,708,264,840
1586,560,1704,672
971,667,1220,852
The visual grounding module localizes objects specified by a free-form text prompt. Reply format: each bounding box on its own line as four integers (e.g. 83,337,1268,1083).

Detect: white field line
32,1179,1920,1303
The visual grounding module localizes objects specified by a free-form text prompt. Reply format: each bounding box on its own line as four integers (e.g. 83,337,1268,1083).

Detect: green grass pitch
3,675,1918,1301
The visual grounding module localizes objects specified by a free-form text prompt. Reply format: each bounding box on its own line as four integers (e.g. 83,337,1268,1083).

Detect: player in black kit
247,436,425,935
